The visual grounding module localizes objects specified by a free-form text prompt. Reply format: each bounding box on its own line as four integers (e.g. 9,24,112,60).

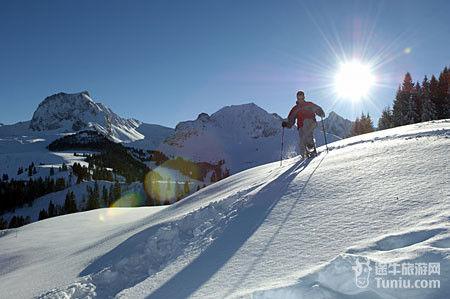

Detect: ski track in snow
0,120,449,299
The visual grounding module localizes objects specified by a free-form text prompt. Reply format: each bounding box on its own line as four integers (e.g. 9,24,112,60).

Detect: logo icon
351,257,372,288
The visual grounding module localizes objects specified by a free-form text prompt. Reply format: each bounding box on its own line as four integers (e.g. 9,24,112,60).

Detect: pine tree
8,216,29,228
109,184,115,205
430,75,440,118
436,67,450,119
406,87,419,124
113,181,121,201
55,178,66,190
210,172,217,183
421,76,437,122
28,164,33,177
102,186,109,207
175,182,182,201
443,67,450,118
393,73,414,126
64,191,77,213
183,181,190,196
86,185,100,210
410,82,422,123
38,208,49,220
0,217,7,229
378,106,395,130
351,113,374,136
48,200,56,217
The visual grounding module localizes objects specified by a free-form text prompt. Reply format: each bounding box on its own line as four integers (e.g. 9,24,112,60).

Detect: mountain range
1,91,352,176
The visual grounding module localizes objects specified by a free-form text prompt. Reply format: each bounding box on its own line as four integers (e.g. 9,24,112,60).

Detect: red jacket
287,101,324,128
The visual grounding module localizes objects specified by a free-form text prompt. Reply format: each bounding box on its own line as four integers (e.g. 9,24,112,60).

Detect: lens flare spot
144,159,201,204
111,192,146,207
98,213,105,222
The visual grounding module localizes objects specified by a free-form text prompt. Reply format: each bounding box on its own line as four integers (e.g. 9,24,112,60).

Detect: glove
282,121,289,128
317,108,325,118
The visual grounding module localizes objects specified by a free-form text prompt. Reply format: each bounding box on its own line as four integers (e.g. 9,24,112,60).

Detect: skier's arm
313,103,325,118
283,106,298,128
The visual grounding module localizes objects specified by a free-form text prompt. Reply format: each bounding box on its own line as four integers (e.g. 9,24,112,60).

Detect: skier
282,91,325,159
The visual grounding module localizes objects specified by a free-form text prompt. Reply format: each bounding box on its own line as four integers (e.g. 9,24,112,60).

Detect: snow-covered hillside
159,103,340,173
319,111,353,138
1,120,448,299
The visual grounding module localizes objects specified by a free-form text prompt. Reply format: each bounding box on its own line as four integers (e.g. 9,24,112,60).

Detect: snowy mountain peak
29,91,144,142
166,103,282,147
196,112,211,122
210,102,282,137
320,111,353,138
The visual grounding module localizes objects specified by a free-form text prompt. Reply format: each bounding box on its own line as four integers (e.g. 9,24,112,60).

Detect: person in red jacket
282,91,325,158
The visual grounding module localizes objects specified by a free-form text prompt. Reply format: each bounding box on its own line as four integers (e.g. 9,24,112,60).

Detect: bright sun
334,60,375,101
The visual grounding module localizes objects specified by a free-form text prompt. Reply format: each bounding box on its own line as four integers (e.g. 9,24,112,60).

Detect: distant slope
159,103,340,173
128,123,174,150
319,111,353,138
2,120,448,299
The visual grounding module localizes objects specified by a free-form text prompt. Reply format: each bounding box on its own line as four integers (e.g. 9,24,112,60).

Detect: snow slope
128,123,174,150
0,120,449,299
0,207,166,299
159,103,340,174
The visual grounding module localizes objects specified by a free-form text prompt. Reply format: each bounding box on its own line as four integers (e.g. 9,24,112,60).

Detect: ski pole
321,116,329,152
280,127,285,166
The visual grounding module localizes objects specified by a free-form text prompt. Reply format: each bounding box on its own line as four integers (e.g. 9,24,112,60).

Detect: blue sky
1,0,450,127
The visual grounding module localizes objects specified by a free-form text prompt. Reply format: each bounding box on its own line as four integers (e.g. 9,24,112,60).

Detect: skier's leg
310,121,317,155
304,119,316,156
298,127,307,159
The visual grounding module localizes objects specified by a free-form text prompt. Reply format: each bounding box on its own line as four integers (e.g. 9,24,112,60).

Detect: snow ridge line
327,127,450,152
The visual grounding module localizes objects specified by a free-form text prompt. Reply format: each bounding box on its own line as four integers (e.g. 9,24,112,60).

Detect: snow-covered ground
0,120,449,299
0,207,166,299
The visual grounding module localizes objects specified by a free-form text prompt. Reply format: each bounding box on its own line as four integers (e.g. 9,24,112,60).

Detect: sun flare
334,60,375,101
